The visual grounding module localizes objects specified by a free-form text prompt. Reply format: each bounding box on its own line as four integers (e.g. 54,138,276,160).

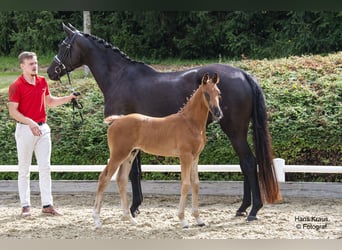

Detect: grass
0,54,55,71
0,54,89,94
0,70,52,94
0,72,18,93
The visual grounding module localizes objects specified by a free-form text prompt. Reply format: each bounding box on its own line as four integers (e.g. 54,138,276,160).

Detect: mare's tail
104,115,122,124
245,73,282,203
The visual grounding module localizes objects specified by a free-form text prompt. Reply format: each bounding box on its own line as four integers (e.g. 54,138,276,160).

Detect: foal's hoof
236,211,248,217
94,222,102,230
196,217,206,227
130,217,138,225
122,214,138,225
180,220,189,229
246,215,258,222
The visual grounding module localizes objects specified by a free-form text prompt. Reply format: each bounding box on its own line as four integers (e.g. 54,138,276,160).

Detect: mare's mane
81,32,146,66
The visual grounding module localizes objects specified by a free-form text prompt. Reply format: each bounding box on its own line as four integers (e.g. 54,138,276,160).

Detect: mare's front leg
178,154,193,228
190,157,205,227
129,151,143,217
93,159,120,229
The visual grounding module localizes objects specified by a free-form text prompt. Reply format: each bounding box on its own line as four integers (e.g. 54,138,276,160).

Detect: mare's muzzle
54,56,66,74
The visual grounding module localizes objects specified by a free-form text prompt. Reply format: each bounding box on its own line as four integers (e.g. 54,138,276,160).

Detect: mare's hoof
131,208,140,218
236,211,248,217
246,215,258,222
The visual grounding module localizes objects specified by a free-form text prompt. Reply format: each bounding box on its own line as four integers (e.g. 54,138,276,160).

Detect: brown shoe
42,205,63,216
21,206,31,217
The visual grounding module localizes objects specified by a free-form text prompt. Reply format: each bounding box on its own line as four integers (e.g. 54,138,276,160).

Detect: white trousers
15,123,53,207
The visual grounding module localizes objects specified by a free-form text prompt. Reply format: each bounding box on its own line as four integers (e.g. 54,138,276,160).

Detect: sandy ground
0,193,341,239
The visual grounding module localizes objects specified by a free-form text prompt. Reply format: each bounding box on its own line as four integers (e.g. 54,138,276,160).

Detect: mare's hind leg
242,154,263,221
190,157,205,227
93,158,121,229
178,154,193,228
231,138,263,221
222,116,263,221
129,151,143,217
117,150,139,225
236,176,251,217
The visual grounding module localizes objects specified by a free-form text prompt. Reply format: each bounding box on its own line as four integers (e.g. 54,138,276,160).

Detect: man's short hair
18,51,37,64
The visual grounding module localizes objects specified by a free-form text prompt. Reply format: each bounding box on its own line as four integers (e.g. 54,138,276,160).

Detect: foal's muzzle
211,106,223,121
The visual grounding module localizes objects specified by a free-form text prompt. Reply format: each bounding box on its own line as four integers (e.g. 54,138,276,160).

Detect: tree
83,11,91,76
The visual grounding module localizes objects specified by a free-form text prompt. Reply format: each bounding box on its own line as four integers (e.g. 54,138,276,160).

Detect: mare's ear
63,23,74,38
201,73,210,85
68,23,79,32
212,72,220,84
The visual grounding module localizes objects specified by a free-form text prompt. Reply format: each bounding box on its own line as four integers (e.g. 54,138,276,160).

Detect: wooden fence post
273,158,285,182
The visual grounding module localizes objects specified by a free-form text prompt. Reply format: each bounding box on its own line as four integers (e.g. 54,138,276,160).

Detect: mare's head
47,23,84,81
201,73,223,121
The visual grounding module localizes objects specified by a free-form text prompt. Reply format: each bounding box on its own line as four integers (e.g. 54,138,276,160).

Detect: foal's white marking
93,210,102,229
181,219,189,229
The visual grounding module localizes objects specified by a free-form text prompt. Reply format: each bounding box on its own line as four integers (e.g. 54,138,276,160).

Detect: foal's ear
212,73,220,84
202,73,210,84
63,23,74,38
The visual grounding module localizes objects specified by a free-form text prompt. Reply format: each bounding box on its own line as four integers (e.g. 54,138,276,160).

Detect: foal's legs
116,150,139,225
190,157,205,226
178,154,193,228
93,158,122,228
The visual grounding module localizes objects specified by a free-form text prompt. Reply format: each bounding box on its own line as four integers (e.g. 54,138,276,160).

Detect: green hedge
0,53,341,181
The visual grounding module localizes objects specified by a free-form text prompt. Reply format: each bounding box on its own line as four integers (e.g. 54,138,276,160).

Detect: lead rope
71,91,84,128
59,71,84,128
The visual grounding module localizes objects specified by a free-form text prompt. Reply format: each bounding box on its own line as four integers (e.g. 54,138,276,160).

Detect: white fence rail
0,158,341,182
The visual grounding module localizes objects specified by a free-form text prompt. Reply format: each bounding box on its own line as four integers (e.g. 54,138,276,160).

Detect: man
8,51,78,217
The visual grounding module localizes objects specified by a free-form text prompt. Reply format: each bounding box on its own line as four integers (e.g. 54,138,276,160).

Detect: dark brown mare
47,23,281,222
93,73,222,228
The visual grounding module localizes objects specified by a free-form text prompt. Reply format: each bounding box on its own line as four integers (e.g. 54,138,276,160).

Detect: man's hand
28,122,42,136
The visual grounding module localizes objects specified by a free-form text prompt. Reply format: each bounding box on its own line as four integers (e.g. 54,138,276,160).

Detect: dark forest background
0,11,341,60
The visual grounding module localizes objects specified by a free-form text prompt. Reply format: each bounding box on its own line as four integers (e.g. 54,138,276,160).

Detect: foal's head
201,73,223,121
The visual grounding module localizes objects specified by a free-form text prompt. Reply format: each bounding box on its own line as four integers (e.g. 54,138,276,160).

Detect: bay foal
93,73,222,229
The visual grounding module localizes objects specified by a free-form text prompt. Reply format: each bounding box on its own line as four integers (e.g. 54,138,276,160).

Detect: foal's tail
246,73,282,204
104,115,121,124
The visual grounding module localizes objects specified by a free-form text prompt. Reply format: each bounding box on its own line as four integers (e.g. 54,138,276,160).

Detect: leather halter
52,32,84,127
53,32,78,80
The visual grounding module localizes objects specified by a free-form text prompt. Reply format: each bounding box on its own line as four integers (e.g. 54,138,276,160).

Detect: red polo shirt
8,74,50,123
